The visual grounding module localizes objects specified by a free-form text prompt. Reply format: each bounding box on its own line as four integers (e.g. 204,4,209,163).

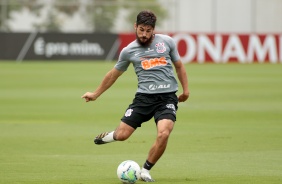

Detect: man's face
135,24,154,46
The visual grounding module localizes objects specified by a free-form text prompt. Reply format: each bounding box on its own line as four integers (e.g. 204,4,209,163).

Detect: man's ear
134,23,137,30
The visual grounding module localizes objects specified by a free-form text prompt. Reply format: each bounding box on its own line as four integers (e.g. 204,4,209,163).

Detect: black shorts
121,92,178,129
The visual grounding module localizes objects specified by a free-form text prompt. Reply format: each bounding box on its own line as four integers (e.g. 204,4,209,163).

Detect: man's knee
156,119,174,141
157,129,170,141
114,122,135,141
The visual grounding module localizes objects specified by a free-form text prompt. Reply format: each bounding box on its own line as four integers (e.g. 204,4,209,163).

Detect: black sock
143,160,155,170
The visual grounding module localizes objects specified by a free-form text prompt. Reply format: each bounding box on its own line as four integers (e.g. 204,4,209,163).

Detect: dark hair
136,10,157,28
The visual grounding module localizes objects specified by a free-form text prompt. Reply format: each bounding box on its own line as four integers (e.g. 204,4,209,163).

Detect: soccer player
81,10,189,182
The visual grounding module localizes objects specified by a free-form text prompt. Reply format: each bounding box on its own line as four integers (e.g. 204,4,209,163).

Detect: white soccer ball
117,160,141,184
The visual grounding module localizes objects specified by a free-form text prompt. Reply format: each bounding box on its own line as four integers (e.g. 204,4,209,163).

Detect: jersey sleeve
168,37,181,62
114,47,131,71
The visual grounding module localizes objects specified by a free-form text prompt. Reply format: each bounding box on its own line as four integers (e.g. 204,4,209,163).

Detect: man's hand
81,92,98,102
178,92,189,102
81,68,124,103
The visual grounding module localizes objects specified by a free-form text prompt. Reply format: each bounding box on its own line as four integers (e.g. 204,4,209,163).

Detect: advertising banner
119,33,282,63
1,32,281,63
0,33,119,61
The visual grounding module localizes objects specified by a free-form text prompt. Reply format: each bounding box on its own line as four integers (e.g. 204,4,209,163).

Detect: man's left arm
173,60,190,102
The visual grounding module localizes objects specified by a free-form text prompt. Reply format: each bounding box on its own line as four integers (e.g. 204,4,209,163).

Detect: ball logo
155,42,166,53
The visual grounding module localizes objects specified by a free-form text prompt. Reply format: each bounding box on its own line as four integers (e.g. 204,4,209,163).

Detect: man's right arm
81,68,124,102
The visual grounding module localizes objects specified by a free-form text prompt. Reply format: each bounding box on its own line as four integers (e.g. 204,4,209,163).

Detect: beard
136,33,154,46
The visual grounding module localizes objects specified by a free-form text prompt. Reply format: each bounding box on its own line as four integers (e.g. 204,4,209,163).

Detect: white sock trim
141,168,150,174
102,131,115,143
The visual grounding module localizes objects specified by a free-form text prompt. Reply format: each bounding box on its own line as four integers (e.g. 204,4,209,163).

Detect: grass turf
0,62,282,184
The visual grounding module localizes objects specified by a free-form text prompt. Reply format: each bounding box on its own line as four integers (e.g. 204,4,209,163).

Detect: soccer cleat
94,132,109,145
140,172,155,182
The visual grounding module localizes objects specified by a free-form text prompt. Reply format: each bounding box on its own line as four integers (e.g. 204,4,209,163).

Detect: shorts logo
155,42,166,53
149,84,171,90
166,104,176,111
125,109,133,117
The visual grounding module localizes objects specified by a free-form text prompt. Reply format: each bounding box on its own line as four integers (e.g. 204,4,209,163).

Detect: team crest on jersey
125,109,133,117
155,42,166,53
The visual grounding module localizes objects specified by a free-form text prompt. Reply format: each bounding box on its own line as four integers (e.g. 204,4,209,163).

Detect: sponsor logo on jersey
155,42,166,53
149,84,171,90
141,57,167,70
134,52,142,56
145,48,154,53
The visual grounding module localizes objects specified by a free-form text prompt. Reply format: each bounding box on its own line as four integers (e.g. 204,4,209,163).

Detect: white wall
161,0,282,33
256,0,282,33
216,0,253,33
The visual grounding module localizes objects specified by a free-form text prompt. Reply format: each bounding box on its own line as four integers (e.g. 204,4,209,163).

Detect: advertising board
1,32,281,63
119,33,282,63
0,33,119,61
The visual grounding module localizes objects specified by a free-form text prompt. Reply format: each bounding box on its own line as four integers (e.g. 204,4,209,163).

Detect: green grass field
0,62,282,184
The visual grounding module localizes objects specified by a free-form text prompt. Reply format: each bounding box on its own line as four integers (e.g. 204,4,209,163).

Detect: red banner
119,33,282,63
